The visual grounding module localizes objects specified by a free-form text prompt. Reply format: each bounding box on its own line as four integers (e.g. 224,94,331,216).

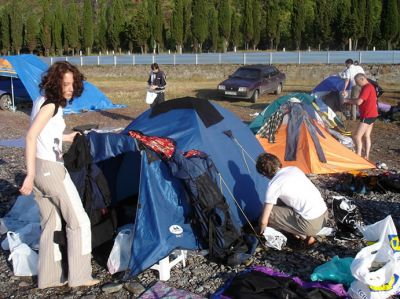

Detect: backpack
367,78,384,98
331,196,363,240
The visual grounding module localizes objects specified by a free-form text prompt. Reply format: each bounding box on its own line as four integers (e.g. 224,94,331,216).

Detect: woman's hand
20,175,34,196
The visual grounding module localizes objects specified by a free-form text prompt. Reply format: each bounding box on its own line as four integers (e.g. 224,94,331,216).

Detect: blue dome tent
0,54,123,113
87,98,267,277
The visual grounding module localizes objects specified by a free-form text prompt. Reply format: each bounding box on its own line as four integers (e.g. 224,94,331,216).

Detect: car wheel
275,83,283,95
251,90,259,103
0,94,12,111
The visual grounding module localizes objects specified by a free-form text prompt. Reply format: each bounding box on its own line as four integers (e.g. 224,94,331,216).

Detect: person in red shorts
343,73,378,160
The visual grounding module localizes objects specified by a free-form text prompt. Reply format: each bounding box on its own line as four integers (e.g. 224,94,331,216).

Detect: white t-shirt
343,65,365,88
265,166,327,220
31,96,66,162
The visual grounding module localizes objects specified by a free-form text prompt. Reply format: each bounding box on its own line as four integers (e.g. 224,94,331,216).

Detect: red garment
358,83,378,118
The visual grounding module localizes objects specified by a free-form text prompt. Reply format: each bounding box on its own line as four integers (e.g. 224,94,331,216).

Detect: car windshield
232,69,261,79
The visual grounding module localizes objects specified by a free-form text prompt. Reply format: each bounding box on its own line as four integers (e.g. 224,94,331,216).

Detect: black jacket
147,70,166,91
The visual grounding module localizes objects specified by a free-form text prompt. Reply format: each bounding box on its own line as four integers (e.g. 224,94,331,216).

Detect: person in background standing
147,63,166,108
341,59,365,120
343,73,378,160
19,61,99,289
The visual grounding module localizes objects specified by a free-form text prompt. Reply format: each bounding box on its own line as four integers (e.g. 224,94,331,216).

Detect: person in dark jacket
147,63,166,108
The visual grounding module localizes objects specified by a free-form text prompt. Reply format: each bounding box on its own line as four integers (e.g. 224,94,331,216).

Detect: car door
269,67,280,91
261,68,274,93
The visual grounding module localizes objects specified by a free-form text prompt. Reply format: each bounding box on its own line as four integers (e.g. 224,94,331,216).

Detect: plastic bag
348,215,400,299
262,227,287,250
1,224,41,251
8,243,38,276
107,227,134,274
145,91,157,104
310,255,355,286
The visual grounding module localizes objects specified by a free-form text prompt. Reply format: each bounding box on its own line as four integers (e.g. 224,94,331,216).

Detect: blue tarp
87,98,267,277
0,54,124,114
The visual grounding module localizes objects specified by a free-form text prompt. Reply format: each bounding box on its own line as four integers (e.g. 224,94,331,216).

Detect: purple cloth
139,281,206,299
252,266,348,298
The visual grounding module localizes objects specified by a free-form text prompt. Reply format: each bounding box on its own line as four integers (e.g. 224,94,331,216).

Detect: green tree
171,0,184,53
0,8,10,55
381,0,399,49
83,0,94,54
65,0,80,55
230,11,241,51
333,0,352,49
39,0,52,56
52,0,64,56
25,14,39,53
133,1,150,53
10,2,23,54
182,0,192,49
365,0,381,49
291,0,306,49
191,0,208,52
97,0,108,53
265,0,279,49
242,0,253,50
314,0,334,50
218,0,231,53
153,0,163,52
209,6,218,52
252,0,261,50
107,0,125,53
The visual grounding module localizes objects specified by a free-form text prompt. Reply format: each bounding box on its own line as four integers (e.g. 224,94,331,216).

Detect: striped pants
33,158,93,288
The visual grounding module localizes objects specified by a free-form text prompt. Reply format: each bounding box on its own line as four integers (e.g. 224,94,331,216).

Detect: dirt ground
0,66,399,298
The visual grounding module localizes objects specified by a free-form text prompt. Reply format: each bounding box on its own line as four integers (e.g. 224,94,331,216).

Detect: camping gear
311,256,355,286
262,227,287,250
249,93,375,174
86,97,267,277
332,196,364,240
0,54,123,113
211,266,348,299
349,215,400,299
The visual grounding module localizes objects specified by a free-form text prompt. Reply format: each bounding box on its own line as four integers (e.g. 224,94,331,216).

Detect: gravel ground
0,106,399,299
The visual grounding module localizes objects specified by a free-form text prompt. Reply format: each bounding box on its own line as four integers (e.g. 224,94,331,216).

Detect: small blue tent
0,54,123,113
87,98,267,277
312,75,348,95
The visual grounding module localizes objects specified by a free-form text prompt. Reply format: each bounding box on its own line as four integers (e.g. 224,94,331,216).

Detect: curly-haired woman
20,61,99,289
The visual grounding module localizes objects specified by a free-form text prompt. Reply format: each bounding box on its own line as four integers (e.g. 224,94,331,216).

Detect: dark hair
39,61,85,107
151,63,159,70
256,153,282,179
345,59,353,65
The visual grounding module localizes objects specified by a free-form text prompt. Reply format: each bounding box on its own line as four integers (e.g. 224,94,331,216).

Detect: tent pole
10,77,16,112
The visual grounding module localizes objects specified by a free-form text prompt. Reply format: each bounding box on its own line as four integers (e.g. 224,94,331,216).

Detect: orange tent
250,93,375,174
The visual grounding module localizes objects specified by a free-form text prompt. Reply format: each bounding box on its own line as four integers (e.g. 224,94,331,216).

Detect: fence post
173,54,176,66
243,53,246,65
132,55,135,66
152,55,155,63
65,57,68,62
327,51,330,64
359,51,362,64
269,52,272,65
97,56,100,66
80,56,83,66
393,50,395,64
195,54,198,65
218,53,221,64
298,51,301,64
50,57,53,65
114,55,116,66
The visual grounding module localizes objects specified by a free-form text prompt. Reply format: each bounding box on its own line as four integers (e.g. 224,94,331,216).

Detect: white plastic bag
262,227,287,250
107,227,134,274
145,91,157,104
1,224,41,251
8,243,38,276
348,215,400,299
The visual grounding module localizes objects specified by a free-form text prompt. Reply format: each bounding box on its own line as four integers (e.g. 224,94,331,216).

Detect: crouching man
256,153,328,247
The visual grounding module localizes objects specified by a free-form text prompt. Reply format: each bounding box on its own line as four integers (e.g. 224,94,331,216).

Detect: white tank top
31,96,66,163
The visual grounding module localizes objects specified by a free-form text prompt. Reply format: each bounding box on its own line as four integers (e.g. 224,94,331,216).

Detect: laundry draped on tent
249,93,375,174
86,97,267,277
